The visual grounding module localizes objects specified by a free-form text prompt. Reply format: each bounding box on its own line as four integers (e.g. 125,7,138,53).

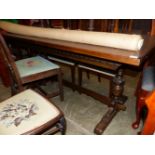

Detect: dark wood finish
77,19,133,33
131,56,155,130
94,69,127,134
77,19,134,134
0,50,11,87
25,112,66,135
150,19,155,36
0,34,64,101
77,19,123,93
51,19,64,28
77,65,117,98
18,19,151,34
132,20,155,133
2,32,155,135
48,56,76,91
95,108,118,134
132,89,148,129
1,21,155,134
64,80,112,105
3,33,143,66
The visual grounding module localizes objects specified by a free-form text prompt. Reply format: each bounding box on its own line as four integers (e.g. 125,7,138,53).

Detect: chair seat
16,56,60,78
0,89,61,135
142,66,155,91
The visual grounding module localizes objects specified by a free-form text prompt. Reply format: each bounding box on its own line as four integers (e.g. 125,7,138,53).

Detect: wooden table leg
94,69,127,135
94,108,118,134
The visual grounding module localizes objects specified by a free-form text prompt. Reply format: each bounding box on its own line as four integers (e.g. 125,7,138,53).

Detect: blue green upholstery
142,66,155,91
16,56,59,78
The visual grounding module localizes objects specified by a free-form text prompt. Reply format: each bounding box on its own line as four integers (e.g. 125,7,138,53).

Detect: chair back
0,34,22,91
100,19,133,33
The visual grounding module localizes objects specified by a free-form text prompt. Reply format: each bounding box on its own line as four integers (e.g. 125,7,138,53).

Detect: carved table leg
94,69,127,135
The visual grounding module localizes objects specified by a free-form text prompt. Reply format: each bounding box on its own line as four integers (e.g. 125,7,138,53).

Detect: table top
3,32,155,67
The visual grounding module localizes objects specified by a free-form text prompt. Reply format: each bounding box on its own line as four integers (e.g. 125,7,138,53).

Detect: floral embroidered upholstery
16,56,59,77
0,89,60,135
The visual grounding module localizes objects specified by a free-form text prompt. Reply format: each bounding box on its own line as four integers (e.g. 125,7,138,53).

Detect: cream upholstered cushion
0,21,144,51
16,56,59,78
0,89,60,135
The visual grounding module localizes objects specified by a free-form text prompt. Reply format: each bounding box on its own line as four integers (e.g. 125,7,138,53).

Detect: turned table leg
94,69,127,134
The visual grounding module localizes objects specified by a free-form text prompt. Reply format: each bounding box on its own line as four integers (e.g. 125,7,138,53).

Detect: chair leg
56,117,66,135
132,89,149,129
132,100,144,129
86,70,90,79
109,79,113,98
134,73,142,97
97,74,101,82
78,67,82,94
58,69,64,101
70,66,76,91
11,86,16,96
11,82,24,96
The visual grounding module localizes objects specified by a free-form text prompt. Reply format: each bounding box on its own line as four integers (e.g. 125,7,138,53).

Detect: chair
132,65,155,130
140,90,155,135
0,34,64,101
132,20,155,132
0,89,66,135
50,19,64,29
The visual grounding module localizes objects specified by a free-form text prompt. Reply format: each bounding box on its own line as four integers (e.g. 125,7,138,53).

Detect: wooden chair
0,89,66,135
132,65,155,130
140,90,155,135
50,19,64,29
141,90,155,135
132,20,155,131
0,33,64,101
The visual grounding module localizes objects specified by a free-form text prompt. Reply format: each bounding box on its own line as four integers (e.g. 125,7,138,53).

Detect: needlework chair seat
16,56,59,78
15,56,63,99
0,89,66,135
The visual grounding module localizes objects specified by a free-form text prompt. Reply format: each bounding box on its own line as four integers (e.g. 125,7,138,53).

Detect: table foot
94,108,118,135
